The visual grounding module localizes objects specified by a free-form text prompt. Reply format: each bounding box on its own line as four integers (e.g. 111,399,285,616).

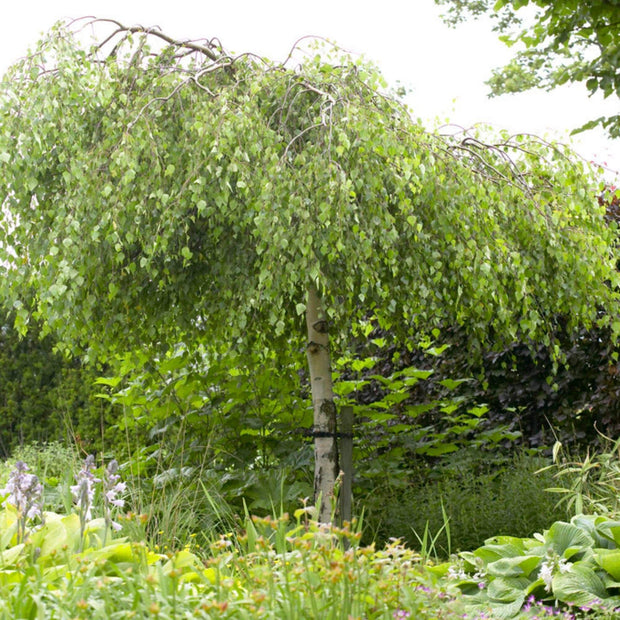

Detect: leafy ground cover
1,451,620,619
447,515,620,618
0,456,465,619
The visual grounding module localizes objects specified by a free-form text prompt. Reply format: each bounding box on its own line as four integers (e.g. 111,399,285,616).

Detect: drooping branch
86,18,223,62
435,125,585,210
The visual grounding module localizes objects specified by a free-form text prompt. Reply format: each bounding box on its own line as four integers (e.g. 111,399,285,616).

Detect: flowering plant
69,455,127,549
103,459,127,539
450,515,620,617
1,461,43,543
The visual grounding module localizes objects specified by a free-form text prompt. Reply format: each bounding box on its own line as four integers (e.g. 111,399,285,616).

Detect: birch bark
305,284,339,523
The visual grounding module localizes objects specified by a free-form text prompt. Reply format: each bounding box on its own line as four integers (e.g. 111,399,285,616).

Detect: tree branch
87,18,222,62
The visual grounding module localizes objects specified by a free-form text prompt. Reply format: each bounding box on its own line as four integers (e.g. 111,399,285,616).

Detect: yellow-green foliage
0,499,467,619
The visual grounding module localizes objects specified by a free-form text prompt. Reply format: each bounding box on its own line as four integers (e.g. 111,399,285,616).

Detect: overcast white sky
1,0,619,179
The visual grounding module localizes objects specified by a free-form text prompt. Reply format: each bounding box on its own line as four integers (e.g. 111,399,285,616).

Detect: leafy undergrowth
448,514,620,619
0,497,467,619
2,456,620,619
0,509,611,620
360,449,569,554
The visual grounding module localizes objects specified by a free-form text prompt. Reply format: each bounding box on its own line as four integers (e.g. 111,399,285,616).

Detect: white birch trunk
305,284,339,523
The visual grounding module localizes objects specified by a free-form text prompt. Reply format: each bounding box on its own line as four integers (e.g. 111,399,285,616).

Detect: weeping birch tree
1,19,619,521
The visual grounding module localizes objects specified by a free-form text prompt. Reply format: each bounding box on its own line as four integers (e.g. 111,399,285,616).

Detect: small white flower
106,495,125,508
447,565,468,580
539,561,554,591
539,554,571,592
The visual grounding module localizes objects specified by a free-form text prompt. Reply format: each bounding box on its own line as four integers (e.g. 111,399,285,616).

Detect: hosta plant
444,514,620,618
0,456,195,581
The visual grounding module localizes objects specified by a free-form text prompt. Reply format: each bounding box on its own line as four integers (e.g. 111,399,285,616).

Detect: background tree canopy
1,18,619,520
0,311,112,457
435,0,620,138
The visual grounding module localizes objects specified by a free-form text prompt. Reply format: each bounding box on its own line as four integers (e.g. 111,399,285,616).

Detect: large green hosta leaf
571,514,620,549
486,555,542,578
472,540,533,564
596,520,620,548
486,577,531,618
0,544,25,568
30,513,81,559
544,521,594,560
595,549,620,581
552,563,608,606
0,507,18,550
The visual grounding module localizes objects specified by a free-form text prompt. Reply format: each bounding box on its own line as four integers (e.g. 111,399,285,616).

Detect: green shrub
361,449,569,554
0,311,116,456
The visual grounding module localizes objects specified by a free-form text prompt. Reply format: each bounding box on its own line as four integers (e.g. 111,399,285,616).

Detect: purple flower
1,461,43,542
2,461,43,519
103,459,126,532
71,454,100,522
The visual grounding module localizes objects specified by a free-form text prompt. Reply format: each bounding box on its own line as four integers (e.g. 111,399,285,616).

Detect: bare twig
87,18,222,62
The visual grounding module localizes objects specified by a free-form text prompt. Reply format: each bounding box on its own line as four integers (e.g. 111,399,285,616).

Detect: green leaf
595,549,620,581
486,555,541,578
545,521,594,559
0,543,25,568
0,509,17,551
473,540,530,564
595,519,620,547
400,367,434,380
487,576,529,603
439,378,470,390
94,376,123,387
421,443,458,456
552,563,608,606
